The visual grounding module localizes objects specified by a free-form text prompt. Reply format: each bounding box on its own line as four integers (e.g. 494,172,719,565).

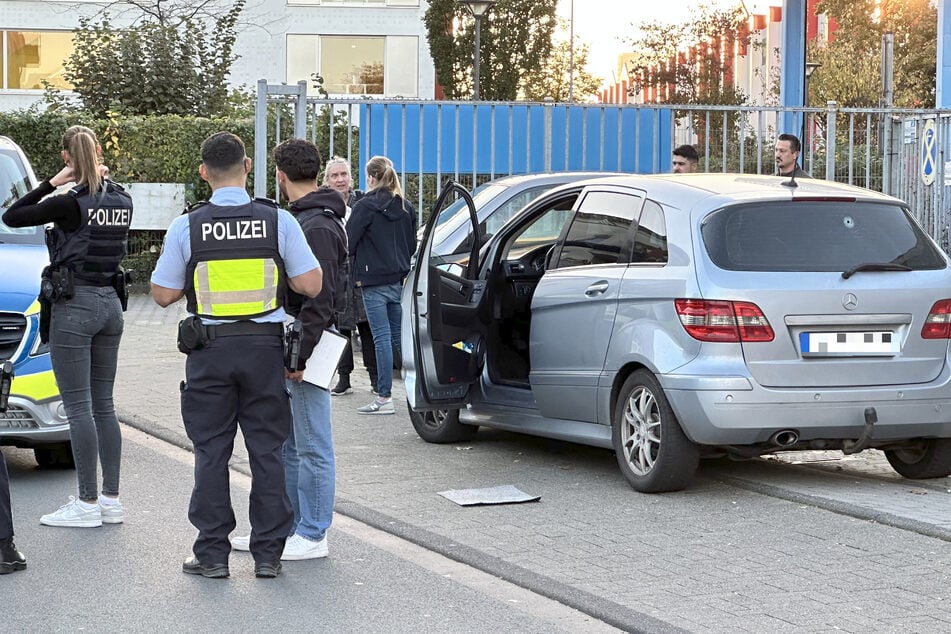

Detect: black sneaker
330,376,352,396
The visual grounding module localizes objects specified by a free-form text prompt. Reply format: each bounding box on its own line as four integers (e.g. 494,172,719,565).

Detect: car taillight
675,299,774,343
921,300,951,339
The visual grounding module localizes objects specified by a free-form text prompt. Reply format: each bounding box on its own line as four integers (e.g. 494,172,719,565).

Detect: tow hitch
842,407,878,455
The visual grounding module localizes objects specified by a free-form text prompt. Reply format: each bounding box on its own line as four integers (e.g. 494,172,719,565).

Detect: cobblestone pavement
116,295,951,633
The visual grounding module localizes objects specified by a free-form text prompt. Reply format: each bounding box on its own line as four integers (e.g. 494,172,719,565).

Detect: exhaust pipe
769,429,799,447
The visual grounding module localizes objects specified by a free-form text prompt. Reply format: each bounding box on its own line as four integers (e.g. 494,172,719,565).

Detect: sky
554,0,778,86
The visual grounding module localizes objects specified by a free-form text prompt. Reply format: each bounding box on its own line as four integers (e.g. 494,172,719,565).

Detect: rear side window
555,191,642,268
631,200,668,264
701,201,947,272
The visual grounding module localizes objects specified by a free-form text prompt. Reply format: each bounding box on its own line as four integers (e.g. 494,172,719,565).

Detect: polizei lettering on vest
200,219,268,241
87,208,131,226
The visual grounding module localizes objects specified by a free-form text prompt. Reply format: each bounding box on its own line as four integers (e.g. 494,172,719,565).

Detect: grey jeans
49,286,124,501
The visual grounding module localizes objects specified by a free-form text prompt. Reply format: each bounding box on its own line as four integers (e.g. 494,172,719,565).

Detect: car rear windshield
701,201,947,272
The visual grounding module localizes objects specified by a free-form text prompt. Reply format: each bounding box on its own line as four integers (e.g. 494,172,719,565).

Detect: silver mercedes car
404,173,951,492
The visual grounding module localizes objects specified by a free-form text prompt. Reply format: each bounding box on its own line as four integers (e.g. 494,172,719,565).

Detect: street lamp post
458,0,496,100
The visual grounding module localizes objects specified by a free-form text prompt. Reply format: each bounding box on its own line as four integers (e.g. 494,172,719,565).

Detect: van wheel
613,370,699,493
408,405,477,443
885,439,951,479
34,442,75,469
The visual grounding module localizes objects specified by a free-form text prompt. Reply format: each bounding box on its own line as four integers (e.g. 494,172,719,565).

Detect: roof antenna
781,169,799,188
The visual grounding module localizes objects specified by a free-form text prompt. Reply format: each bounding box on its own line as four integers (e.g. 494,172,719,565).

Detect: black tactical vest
183,200,287,319
48,182,133,286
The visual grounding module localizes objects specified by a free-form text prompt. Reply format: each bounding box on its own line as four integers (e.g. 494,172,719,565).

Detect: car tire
613,369,699,493
408,405,478,443
884,439,951,479
34,442,75,469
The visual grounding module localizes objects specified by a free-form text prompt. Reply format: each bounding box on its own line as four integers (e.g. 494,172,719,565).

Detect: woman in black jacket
2,125,132,529
346,156,416,415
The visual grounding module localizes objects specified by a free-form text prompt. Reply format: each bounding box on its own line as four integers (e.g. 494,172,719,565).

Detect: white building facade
0,0,436,112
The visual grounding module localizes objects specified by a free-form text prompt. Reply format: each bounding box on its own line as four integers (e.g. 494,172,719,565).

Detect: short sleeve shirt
150,187,319,324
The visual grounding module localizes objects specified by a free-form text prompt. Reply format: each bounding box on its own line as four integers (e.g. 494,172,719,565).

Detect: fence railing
254,81,951,249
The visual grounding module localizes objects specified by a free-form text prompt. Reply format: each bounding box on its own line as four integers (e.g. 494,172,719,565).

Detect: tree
812,0,937,108
623,3,748,106
64,0,237,27
520,23,603,102
424,0,558,100
48,0,245,117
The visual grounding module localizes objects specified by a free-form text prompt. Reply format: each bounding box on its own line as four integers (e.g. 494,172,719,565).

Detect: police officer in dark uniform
0,450,26,574
150,132,321,579
3,125,133,529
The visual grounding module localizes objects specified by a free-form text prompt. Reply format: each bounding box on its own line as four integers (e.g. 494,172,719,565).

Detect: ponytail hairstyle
62,125,103,193
365,155,403,199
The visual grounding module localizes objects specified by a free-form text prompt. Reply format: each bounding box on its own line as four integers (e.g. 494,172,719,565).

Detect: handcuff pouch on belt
177,315,209,354
40,265,74,303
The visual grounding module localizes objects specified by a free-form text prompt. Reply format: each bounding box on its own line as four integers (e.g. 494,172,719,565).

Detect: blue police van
0,136,71,467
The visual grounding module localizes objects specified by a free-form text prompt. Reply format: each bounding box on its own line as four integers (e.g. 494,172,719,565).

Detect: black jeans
337,321,377,380
181,333,293,565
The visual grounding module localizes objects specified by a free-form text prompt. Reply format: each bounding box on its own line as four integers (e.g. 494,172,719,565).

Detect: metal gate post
254,79,268,199
294,80,308,139
825,101,837,181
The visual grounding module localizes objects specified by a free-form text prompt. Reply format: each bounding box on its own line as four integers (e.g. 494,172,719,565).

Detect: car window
0,150,43,244
553,191,641,269
452,185,559,257
432,183,506,246
701,201,947,271
500,195,577,262
631,200,668,264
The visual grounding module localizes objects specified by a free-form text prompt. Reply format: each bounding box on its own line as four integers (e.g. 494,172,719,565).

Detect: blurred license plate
800,331,898,357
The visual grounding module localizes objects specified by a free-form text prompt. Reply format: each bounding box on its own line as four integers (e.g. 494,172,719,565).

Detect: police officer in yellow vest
151,132,322,580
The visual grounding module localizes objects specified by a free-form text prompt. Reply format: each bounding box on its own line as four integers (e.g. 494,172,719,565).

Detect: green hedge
0,111,256,203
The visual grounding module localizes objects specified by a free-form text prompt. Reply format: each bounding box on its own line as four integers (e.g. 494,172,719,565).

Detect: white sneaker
281,533,328,561
99,496,124,524
40,496,102,528
231,534,251,551
356,398,394,415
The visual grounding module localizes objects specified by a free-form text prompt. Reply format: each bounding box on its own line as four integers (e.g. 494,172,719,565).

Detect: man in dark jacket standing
232,139,346,560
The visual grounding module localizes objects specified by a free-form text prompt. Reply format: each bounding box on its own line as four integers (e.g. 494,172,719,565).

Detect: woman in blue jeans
346,156,417,415
2,125,133,528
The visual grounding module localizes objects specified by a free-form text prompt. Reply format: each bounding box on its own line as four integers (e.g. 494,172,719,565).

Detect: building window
287,34,418,97
287,1,418,5
3,31,74,90
322,36,385,95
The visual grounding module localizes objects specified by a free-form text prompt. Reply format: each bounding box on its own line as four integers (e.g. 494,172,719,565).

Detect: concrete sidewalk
114,295,951,633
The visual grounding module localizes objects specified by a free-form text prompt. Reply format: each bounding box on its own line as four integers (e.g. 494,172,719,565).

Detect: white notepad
301,329,349,389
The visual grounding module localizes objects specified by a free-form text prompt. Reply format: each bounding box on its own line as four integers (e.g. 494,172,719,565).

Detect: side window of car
631,200,668,264
554,191,642,269
482,185,553,241
500,195,577,262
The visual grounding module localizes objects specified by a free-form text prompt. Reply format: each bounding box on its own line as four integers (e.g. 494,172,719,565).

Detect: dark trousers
337,321,377,379
0,450,12,540
181,333,293,565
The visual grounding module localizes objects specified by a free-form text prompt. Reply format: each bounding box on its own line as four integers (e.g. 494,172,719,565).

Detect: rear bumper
661,374,951,445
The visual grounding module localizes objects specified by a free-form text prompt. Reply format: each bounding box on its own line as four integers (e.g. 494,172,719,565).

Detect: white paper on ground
438,485,541,506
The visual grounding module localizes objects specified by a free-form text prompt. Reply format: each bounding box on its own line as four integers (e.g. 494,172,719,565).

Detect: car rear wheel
613,370,699,493
34,442,74,469
885,439,951,479
408,405,478,443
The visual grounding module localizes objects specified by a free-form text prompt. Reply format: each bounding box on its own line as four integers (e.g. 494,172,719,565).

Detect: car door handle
584,280,609,297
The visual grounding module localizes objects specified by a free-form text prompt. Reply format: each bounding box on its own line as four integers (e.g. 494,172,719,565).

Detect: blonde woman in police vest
2,125,133,528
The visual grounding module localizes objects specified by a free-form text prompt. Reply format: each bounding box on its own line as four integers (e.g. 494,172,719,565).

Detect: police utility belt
177,316,284,354
40,265,134,311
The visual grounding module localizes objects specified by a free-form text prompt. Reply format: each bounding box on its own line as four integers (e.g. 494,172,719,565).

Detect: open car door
402,180,488,411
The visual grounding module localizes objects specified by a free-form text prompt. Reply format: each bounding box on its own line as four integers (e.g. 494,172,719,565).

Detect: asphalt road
7,294,951,633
